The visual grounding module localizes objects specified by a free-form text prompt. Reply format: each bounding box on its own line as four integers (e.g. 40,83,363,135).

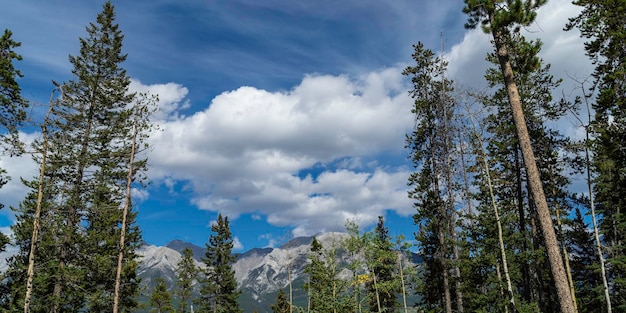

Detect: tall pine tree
462,1,575,312
403,42,457,313
567,1,626,310
197,214,241,313
365,216,399,313
3,2,149,312
176,248,198,313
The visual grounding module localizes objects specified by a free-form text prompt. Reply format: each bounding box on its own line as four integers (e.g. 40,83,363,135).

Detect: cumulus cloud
147,67,414,236
232,236,243,251
129,79,190,120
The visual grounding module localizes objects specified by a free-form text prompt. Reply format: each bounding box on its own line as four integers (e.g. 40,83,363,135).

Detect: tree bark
113,120,138,313
24,95,55,313
466,107,516,312
490,26,576,313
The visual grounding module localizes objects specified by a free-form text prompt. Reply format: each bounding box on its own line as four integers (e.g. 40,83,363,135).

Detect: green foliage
176,248,198,313
1,2,150,312
197,213,241,313
0,27,28,253
403,41,458,312
567,1,626,309
0,28,28,155
304,236,354,313
365,216,400,313
150,278,174,313
463,0,547,33
270,289,290,313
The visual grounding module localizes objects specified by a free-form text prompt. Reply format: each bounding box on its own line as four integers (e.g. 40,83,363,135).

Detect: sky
0,0,594,251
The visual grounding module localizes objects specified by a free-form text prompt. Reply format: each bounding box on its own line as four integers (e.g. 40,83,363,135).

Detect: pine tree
3,2,148,312
403,42,456,313
472,32,575,312
150,277,175,313
462,1,575,312
197,214,241,313
566,205,604,313
176,248,198,313
0,28,28,252
304,236,353,313
0,28,28,155
365,216,399,313
270,289,290,313
567,1,626,311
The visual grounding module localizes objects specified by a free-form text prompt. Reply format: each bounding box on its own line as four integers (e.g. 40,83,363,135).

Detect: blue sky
0,0,592,251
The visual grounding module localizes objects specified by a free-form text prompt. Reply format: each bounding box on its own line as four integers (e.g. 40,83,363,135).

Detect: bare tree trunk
372,272,381,313
466,107,516,312
397,251,408,313
113,119,138,313
514,149,532,302
495,263,509,313
24,96,55,313
490,24,576,313
569,81,613,313
548,166,578,313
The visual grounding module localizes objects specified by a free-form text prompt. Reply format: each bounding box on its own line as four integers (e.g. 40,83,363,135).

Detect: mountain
1,232,419,313
137,232,350,312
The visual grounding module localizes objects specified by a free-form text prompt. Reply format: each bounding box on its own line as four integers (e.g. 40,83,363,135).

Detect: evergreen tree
304,236,353,313
0,28,28,155
403,42,457,313
462,1,575,312
0,28,28,252
150,277,175,313
566,205,604,313
472,33,575,312
176,248,198,313
365,216,399,313
2,2,148,312
270,289,290,313
197,213,241,313
567,1,626,310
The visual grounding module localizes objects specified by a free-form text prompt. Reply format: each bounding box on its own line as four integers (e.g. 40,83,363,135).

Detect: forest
0,0,625,312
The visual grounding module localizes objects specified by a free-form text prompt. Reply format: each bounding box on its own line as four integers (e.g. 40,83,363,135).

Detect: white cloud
0,132,40,220
129,79,190,121
232,236,243,251
147,67,414,237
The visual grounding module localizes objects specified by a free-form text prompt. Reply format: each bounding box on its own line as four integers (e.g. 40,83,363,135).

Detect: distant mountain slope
2,232,419,313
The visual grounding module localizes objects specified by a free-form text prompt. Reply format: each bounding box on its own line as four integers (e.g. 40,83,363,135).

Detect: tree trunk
466,107,516,312
24,97,55,313
113,118,138,313
397,251,408,313
490,25,576,313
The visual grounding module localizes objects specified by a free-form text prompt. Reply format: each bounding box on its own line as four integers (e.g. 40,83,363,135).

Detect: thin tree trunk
113,119,138,313
428,132,452,313
490,23,576,313
24,97,55,313
569,83,613,313
397,251,408,313
495,263,509,313
548,166,578,313
52,87,97,313
440,35,463,313
466,108,516,312
514,149,532,302
372,272,381,313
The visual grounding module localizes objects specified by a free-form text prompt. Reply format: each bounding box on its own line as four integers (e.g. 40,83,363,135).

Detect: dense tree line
403,1,625,313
